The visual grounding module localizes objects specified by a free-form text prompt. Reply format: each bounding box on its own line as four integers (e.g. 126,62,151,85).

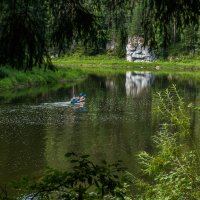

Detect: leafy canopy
0,0,199,70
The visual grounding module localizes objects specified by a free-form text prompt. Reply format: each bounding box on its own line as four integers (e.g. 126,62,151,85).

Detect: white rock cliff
126,36,155,62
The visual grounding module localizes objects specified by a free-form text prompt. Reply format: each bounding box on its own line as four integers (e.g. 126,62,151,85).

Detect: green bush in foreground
5,153,131,200
134,85,200,200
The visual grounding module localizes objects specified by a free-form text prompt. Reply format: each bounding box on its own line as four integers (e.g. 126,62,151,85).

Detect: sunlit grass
0,66,86,90
53,54,200,68
1,52,200,91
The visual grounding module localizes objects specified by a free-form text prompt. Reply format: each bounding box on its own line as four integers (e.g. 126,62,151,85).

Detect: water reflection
0,72,199,185
125,72,155,97
75,103,88,113
105,80,117,91
0,123,46,182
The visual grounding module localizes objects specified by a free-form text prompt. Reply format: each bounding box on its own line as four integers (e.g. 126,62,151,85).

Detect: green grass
54,53,200,83
1,53,200,91
0,66,86,91
53,54,200,69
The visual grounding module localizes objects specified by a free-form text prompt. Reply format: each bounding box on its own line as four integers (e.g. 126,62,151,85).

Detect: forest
0,0,199,71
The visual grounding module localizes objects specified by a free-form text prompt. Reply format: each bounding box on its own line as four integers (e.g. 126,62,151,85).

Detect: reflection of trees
105,80,117,91
3,73,200,185
44,74,200,173
44,74,153,173
0,122,46,184
125,72,155,97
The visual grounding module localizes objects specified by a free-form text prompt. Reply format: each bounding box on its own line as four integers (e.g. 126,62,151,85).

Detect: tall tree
141,0,200,50
49,0,97,55
0,0,199,70
0,0,98,70
0,0,52,70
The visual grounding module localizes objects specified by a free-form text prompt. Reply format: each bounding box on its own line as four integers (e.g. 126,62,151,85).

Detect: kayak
70,98,85,104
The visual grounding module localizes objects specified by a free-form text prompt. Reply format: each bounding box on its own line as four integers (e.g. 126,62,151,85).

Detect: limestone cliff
126,36,155,62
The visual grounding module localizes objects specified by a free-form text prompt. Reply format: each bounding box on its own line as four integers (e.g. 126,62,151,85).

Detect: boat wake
42,101,85,107
42,101,72,107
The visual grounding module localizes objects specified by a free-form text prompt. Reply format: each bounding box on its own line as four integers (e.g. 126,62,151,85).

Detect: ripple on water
0,104,80,126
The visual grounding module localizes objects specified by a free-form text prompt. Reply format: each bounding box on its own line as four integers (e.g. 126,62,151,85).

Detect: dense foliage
1,153,131,200
0,0,199,70
0,0,51,70
142,0,200,45
135,85,200,199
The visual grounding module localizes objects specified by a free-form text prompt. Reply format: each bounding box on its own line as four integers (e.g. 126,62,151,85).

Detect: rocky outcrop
126,36,155,62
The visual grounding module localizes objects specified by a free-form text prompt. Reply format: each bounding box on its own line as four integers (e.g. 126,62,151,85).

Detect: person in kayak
71,93,86,103
79,93,87,101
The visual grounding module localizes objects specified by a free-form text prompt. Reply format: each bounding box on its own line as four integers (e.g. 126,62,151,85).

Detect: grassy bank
53,54,200,70
0,66,86,91
1,54,200,91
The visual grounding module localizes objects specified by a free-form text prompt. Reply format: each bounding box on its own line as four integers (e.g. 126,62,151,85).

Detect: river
0,71,200,184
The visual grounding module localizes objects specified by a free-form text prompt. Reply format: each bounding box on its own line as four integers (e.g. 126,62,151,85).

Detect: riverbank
0,54,200,91
53,54,200,70
0,66,86,91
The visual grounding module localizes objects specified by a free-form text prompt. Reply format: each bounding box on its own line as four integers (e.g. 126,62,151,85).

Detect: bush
135,85,200,200
6,153,132,200
0,68,8,79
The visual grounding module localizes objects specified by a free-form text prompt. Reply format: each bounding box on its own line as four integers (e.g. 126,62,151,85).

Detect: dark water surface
0,71,200,184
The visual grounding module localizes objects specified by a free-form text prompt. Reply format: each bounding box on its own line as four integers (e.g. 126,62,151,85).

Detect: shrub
0,68,8,79
135,85,200,200
8,153,131,200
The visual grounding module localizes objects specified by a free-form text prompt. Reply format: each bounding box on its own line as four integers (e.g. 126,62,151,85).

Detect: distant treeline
0,0,199,70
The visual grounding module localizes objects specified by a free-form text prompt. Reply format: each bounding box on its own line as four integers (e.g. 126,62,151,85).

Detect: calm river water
0,71,200,184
